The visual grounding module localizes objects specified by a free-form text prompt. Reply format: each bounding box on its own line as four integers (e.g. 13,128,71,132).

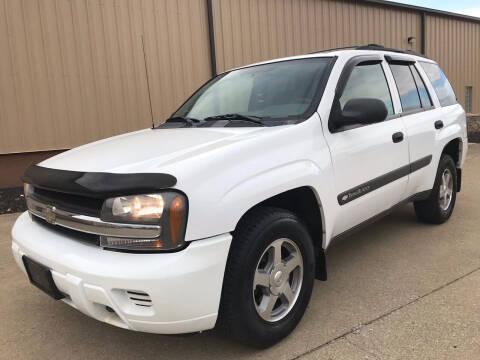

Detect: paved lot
1,144,479,360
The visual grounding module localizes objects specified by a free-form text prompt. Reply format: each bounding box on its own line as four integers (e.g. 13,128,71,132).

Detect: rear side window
420,62,457,107
411,66,432,108
339,63,394,115
389,64,421,112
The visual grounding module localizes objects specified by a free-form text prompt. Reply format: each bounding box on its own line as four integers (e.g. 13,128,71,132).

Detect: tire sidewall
434,155,457,220
236,215,315,343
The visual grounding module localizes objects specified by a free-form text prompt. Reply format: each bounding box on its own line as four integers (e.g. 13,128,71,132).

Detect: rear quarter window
420,62,457,107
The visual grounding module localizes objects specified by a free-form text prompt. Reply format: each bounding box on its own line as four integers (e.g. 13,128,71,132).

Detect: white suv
12,45,467,348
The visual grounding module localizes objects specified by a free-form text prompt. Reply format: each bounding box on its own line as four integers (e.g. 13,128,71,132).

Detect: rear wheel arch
441,137,462,166
441,137,463,191
233,186,327,280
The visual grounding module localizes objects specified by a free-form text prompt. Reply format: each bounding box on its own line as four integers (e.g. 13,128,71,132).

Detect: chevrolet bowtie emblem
44,205,56,224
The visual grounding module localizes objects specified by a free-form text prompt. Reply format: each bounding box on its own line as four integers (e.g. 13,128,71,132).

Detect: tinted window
339,63,394,115
420,62,457,107
411,66,432,108
174,58,331,121
390,64,421,112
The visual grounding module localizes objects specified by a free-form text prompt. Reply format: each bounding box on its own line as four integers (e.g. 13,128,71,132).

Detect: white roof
232,47,436,72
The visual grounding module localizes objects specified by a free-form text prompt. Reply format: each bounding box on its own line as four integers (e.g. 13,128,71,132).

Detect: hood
40,127,274,173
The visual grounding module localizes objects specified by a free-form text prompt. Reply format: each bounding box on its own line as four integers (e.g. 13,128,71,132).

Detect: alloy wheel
252,238,303,322
438,168,454,211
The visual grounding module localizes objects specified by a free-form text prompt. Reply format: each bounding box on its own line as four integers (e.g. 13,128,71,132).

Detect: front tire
219,207,315,348
414,154,457,224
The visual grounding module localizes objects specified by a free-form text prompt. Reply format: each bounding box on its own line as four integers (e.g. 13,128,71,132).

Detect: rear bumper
11,212,231,334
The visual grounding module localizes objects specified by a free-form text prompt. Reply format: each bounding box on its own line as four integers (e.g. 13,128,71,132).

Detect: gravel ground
0,187,26,215
467,115,480,143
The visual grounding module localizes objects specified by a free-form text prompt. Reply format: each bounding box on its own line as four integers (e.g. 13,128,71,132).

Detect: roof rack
308,45,357,54
310,44,428,58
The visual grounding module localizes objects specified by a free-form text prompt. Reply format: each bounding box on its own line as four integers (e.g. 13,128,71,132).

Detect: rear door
322,55,410,236
386,57,444,196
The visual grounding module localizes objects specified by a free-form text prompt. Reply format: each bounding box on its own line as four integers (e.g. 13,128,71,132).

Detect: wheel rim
438,168,454,211
252,238,303,322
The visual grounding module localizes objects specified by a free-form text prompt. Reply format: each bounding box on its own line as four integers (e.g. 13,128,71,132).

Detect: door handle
434,120,444,129
392,132,404,143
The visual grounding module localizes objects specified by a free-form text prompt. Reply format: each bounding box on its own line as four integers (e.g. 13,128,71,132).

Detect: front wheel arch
232,186,327,280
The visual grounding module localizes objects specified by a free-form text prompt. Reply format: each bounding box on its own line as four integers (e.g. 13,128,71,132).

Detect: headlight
100,192,188,252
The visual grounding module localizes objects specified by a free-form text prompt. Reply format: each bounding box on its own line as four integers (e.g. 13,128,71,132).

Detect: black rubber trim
22,255,65,300
23,164,177,199
330,190,432,245
410,155,433,173
337,155,432,205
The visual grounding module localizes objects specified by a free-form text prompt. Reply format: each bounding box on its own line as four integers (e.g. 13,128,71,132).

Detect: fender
220,160,328,234
180,115,338,244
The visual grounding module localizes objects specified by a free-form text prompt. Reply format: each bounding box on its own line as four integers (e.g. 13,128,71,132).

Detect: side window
389,64,421,112
411,65,432,108
339,63,394,115
420,62,457,107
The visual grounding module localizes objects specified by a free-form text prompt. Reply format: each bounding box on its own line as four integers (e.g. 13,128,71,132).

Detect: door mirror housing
333,98,388,129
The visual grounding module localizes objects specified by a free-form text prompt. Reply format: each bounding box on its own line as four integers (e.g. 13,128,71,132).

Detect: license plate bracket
22,256,64,300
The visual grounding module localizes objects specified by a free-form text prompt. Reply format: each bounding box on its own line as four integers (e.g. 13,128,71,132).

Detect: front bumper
11,212,231,334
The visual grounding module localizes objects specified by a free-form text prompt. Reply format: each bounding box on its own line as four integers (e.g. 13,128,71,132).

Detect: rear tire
218,207,315,348
414,154,457,224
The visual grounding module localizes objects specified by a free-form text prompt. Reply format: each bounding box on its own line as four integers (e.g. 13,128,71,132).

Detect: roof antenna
141,35,155,129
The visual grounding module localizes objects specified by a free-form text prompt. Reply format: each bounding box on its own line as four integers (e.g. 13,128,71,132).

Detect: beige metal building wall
211,0,422,72
0,0,212,154
1,0,479,157
425,14,480,114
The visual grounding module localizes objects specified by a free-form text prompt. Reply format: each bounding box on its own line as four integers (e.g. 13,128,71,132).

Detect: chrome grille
26,197,161,239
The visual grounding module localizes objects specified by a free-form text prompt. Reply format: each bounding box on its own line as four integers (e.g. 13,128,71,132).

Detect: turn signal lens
169,196,185,244
100,236,164,251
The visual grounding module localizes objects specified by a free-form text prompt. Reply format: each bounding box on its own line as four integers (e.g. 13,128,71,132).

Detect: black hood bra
23,164,177,199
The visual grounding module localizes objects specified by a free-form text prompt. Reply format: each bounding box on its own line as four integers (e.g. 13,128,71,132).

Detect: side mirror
334,98,388,129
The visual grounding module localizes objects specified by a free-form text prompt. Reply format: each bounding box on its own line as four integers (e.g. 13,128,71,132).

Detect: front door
323,57,410,236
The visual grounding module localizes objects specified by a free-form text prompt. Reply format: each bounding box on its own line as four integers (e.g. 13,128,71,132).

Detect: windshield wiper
203,113,266,126
165,116,204,127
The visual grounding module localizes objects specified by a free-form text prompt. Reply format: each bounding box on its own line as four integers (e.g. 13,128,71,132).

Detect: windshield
172,57,332,123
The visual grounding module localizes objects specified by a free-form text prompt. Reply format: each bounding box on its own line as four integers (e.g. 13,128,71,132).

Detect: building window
466,86,473,113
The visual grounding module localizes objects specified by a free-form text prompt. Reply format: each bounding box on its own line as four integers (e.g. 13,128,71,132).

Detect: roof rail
356,44,428,58
308,45,357,54
309,43,428,58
